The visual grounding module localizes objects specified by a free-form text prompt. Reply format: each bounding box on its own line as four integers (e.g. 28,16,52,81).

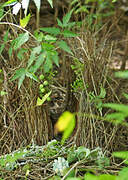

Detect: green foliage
36,91,52,106
1,10,76,89
71,58,84,93
0,149,28,170
89,86,106,112
115,71,128,79
70,0,116,30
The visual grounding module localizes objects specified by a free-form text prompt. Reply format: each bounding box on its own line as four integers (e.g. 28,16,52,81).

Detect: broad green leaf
66,22,76,29
36,91,52,106
99,174,117,180
34,31,44,42
3,0,17,7
84,173,117,180
29,53,46,73
11,68,26,81
13,32,29,50
57,40,72,54
115,71,128,79
26,72,39,82
119,167,128,180
57,18,63,28
20,13,31,28
84,173,98,180
103,103,128,114
44,35,57,42
27,45,41,68
33,0,41,11
52,51,59,67
43,54,52,73
47,0,53,8
42,43,54,51
61,30,77,38
18,73,25,89
113,151,128,162
62,10,73,27
98,86,106,99
106,113,126,123
40,27,60,35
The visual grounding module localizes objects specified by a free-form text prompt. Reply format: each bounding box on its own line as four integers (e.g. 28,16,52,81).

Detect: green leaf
43,54,52,73
106,113,126,123
57,40,72,54
103,103,128,115
98,87,106,99
65,22,76,29
52,51,59,67
11,68,26,81
113,151,128,164
20,13,31,28
18,73,25,89
62,10,73,27
42,43,54,51
26,72,39,82
119,167,128,180
29,53,46,73
44,35,57,42
27,45,41,68
3,0,17,7
61,30,77,38
115,71,128,79
84,173,98,180
13,32,29,50
36,91,52,106
40,27,60,35
84,173,117,180
57,18,63,28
